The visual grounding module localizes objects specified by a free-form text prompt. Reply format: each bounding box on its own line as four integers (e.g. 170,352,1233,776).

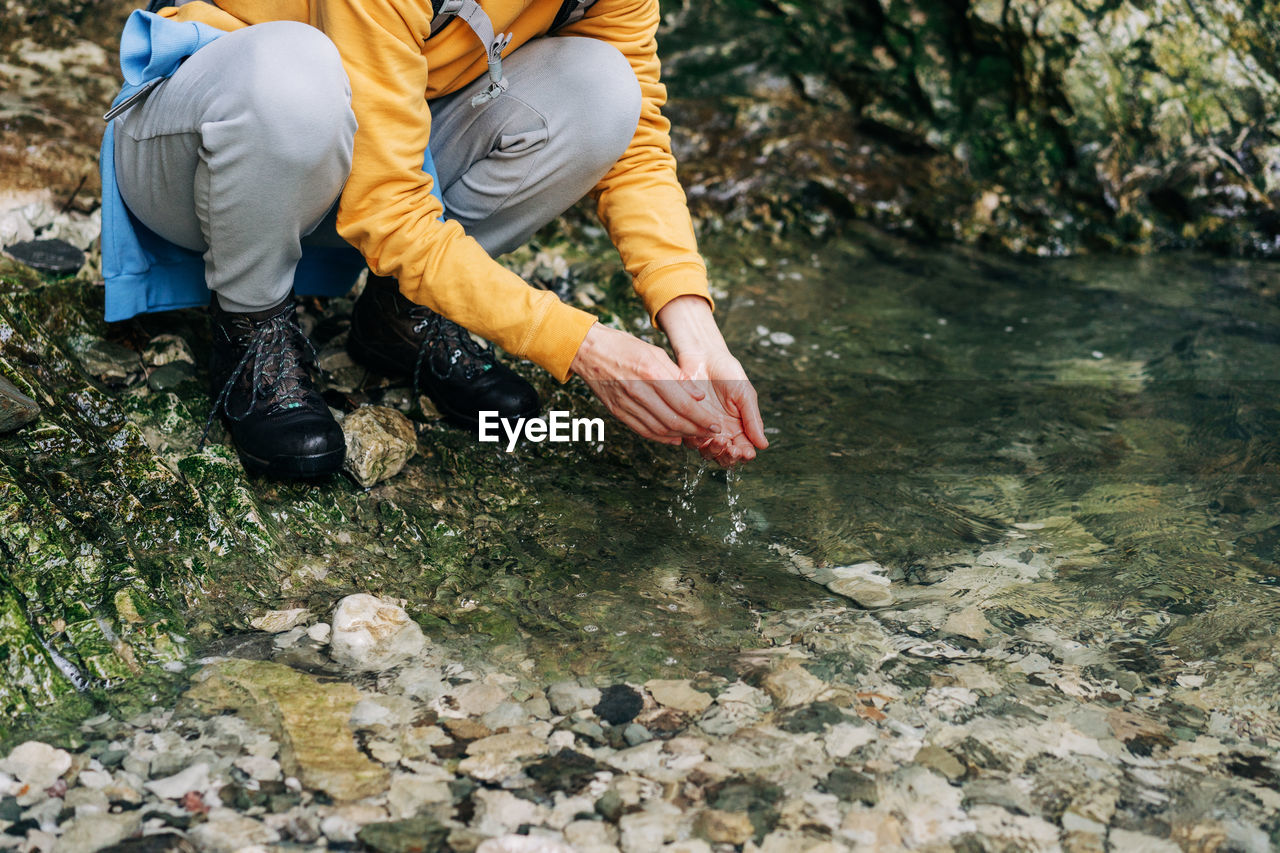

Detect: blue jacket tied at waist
99,11,442,321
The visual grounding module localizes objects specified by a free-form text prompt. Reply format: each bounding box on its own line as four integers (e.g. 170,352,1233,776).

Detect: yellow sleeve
311,0,598,382
558,0,714,323
158,2,250,30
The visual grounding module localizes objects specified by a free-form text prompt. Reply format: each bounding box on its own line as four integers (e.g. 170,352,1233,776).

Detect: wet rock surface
0,374,38,432
2,239,84,275
666,0,1280,257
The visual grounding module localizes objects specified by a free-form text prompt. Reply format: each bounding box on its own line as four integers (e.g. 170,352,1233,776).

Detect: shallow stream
368,228,1280,686
6,224,1280,848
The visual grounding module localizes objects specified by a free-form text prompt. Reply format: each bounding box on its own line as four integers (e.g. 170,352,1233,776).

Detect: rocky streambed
4,568,1277,853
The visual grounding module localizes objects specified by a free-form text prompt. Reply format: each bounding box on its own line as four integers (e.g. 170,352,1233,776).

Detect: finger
695,435,729,458
622,379,721,439
706,444,739,468
599,383,698,447
622,383,708,437
617,398,683,443
652,380,724,435
730,382,769,449
692,432,739,466
714,432,757,466
676,369,707,401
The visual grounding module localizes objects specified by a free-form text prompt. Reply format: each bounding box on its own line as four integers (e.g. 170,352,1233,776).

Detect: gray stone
317,344,355,372
386,770,452,819
761,664,827,709
472,789,548,837
448,681,509,718
618,807,678,853
623,724,652,746
187,815,280,853
142,334,195,367
249,608,309,633
52,811,141,853
63,786,108,815
143,763,209,800
546,683,601,716
523,695,553,720
481,701,529,731
68,336,143,386
1107,829,1181,853
914,746,965,781
4,238,84,274
145,361,196,392
474,836,575,853
0,742,71,790
231,754,281,783
356,815,451,853
826,577,893,608
645,679,712,715
341,406,417,488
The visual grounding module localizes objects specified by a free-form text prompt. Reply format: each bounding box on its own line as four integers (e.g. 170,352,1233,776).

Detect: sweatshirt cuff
518,299,599,383
636,259,715,324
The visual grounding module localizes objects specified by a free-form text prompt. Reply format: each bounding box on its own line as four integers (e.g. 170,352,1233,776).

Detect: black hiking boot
204,296,345,478
346,274,539,428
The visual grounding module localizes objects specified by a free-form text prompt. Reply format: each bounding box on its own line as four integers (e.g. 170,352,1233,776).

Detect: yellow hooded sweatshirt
156,0,712,381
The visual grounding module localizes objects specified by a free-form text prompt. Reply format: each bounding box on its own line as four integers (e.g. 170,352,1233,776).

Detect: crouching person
101,0,767,478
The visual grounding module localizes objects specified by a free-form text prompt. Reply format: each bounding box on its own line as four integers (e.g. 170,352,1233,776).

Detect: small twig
59,174,87,215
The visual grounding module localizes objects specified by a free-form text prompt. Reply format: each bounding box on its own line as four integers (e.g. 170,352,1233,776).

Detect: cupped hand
569,323,727,446
677,348,768,466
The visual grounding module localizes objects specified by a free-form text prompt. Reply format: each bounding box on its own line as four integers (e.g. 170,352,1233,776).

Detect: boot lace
409,307,495,393
198,308,321,449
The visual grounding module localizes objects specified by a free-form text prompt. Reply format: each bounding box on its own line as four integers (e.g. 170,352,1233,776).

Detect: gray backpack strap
431,0,511,106
549,0,598,31
425,0,598,108
428,0,457,36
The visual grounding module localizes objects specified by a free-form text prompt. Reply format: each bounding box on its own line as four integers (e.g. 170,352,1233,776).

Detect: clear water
286,226,1280,691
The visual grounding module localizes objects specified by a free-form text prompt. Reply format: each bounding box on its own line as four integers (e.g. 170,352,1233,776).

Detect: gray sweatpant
113,21,642,313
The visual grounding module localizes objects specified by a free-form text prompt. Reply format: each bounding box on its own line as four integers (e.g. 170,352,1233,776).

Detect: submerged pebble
249,608,309,634
644,679,712,715
0,742,70,790
593,684,644,725
546,682,601,716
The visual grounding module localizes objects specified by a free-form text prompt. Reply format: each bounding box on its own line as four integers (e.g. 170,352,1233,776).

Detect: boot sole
237,446,346,479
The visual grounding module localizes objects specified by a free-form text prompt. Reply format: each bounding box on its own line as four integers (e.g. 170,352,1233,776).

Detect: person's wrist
569,321,601,378
658,294,725,357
